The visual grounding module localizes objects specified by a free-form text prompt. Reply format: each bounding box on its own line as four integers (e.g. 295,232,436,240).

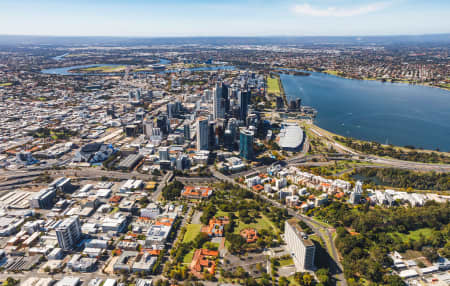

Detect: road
152,171,173,201
209,166,347,286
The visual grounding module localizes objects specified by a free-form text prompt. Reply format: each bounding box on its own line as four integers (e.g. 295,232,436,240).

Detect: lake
280,72,450,151
41,58,234,76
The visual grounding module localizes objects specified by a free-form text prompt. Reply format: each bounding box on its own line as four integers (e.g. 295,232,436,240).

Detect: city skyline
1,0,449,37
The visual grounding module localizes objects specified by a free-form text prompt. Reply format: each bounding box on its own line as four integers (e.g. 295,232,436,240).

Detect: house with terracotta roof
181,186,213,200
189,249,219,279
240,228,258,243
202,217,230,237
252,184,264,192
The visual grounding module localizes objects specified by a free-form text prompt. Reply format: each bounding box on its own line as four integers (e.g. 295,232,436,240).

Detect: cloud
293,2,391,17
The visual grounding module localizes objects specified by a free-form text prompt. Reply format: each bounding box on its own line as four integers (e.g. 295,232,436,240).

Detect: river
280,72,450,151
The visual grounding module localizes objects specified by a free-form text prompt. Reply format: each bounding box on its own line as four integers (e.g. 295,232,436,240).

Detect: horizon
1,0,449,37
1,33,450,39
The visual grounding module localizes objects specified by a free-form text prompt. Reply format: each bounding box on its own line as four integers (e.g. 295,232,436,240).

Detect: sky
0,0,449,37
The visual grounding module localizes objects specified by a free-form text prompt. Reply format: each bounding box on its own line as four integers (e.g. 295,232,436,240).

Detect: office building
285,219,315,271
239,128,254,160
238,90,250,120
143,120,153,138
56,216,82,250
196,117,209,151
159,147,169,161
208,121,217,149
213,82,226,119
183,123,190,140
29,188,56,209
349,181,363,204
156,115,169,135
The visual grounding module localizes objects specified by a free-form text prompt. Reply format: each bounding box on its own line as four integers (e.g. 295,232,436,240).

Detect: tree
162,180,184,200
383,275,406,286
279,277,289,286
316,268,330,285
423,247,439,262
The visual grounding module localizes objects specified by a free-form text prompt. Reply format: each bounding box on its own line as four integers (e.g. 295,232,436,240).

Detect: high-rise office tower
56,216,82,250
238,90,250,120
213,82,229,119
183,123,190,141
196,117,209,151
156,115,170,135
213,82,225,120
239,128,254,160
208,121,217,150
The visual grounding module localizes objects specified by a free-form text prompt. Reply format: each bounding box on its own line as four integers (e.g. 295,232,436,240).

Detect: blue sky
1,0,449,37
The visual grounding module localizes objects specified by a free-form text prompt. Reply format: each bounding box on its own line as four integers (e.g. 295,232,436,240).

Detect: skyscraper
239,128,254,160
56,216,82,250
183,123,190,141
238,90,250,120
196,117,209,151
156,115,170,135
213,82,226,120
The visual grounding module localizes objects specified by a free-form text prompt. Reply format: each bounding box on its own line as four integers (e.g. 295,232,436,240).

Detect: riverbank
320,69,450,92
280,71,450,151
305,122,450,165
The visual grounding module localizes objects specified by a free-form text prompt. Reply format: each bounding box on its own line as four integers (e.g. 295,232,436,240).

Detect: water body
41,62,234,76
52,53,69,61
280,72,450,151
41,64,122,75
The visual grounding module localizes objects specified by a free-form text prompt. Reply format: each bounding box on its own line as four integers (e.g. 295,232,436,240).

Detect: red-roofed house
181,186,213,199
190,249,219,279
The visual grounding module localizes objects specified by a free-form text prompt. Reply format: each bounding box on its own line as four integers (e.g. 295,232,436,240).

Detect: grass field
79,65,126,73
267,77,281,95
324,70,341,76
183,224,202,243
389,228,434,243
183,248,195,264
233,214,279,234
215,210,235,218
279,257,294,267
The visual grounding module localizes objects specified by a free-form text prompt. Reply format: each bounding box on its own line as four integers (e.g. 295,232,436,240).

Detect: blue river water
41,58,234,76
280,72,450,151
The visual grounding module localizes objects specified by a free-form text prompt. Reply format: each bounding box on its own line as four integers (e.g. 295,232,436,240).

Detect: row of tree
353,167,450,191
334,136,450,164
315,201,449,284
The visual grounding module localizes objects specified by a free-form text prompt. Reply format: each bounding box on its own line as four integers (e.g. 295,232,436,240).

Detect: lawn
389,227,434,243
324,70,341,76
183,224,202,243
80,65,126,73
267,77,281,95
183,248,195,264
215,210,235,218
233,214,279,234
279,257,294,267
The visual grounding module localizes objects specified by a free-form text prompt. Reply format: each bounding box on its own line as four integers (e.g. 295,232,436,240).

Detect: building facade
284,219,315,271
56,216,82,250
239,128,254,160
196,117,209,151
